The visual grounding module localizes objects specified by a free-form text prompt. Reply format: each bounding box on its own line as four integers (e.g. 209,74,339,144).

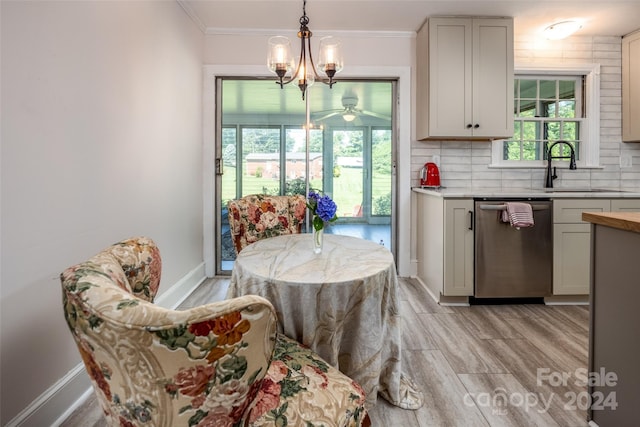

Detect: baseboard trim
411,275,439,304
155,262,207,309
6,365,91,427
544,295,589,305
52,388,94,427
7,264,208,427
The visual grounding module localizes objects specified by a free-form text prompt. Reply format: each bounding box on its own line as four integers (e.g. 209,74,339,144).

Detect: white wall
411,35,640,191
0,1,204,424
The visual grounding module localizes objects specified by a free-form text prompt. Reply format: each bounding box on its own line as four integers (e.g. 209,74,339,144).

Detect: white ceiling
183,0,640,38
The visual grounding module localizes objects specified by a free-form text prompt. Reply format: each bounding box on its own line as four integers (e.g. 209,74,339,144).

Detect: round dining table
226,233,423,410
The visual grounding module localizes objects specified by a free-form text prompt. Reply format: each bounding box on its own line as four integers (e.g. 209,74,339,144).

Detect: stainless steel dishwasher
474,199,553,298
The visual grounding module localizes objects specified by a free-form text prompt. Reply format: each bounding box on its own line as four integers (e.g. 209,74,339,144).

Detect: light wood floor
62,277,590,427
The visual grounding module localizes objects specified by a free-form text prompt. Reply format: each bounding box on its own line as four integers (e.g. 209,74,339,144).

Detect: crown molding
205,27,415,39
177,0,207,34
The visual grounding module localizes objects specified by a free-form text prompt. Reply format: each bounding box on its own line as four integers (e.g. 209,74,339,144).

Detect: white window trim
491,63,600,168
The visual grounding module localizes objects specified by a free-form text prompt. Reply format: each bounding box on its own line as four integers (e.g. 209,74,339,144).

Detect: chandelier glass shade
267,0,343,99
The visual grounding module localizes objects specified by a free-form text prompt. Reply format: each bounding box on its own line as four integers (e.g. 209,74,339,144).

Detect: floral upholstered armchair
61,237,369,427
227,194,307,254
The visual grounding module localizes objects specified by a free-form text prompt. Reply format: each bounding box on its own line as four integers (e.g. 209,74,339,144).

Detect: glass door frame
214,77,398,275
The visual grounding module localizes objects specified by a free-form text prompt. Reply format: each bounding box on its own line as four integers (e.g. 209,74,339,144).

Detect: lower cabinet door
553,223,591,295
443,200,474,296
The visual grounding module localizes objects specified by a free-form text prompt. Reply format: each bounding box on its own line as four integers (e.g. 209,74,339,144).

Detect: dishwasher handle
478,204,550,211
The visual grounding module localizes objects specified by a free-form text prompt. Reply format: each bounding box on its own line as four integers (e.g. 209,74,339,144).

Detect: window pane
284,128,323,195
522,141,540,160
519,79,537,99
513,121,521,139
544,121,561,141
518,100,536,117
372,129,392,216
558,100,576,118
333,130,364,218
540,80,556,99
542,101,556,117
504,140,521,160
559,80,575,99
563,122,577,140
242,127,281,196
522,121,539,141
221,127,237,205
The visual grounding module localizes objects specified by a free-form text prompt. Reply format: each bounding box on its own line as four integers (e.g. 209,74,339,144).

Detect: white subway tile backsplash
471,180,502,189
471,157,492,165
601,104,621,113
601,112,622,120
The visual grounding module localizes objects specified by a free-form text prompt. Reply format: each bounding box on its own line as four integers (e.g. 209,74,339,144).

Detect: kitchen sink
543,188,624,193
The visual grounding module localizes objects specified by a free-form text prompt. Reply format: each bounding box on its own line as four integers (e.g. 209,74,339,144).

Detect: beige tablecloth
227,233,423,410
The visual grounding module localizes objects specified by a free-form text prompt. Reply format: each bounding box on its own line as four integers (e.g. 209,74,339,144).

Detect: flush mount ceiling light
267,0,343,100
543,20,583,40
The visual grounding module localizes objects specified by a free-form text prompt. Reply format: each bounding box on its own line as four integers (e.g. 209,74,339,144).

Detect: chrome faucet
545,140,577,188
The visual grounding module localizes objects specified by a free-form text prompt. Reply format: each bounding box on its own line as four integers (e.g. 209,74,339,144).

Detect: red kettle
420,162,441,187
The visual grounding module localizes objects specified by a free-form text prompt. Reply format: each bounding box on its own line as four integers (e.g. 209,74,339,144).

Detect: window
507,76,583,161
492,65,600,167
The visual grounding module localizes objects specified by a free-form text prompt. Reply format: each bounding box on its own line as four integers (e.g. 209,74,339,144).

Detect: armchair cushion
227,194,307,254
61,237,367,427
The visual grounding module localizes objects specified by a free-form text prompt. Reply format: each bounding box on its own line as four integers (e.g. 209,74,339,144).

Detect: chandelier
267,0,343,100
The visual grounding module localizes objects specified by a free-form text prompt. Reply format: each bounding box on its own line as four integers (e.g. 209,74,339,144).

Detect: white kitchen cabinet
415,191,473,301
611,198,640,212
416,17,514,140
553,223,592,295
443,199,475,296
622,29,640,142
552,199,610,295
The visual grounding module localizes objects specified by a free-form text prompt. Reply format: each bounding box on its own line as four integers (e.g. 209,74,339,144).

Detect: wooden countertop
582,212,640,233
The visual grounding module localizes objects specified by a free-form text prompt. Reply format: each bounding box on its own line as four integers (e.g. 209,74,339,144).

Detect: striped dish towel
501,202,534,229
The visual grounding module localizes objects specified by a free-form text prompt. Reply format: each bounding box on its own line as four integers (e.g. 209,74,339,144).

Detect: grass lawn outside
221,166,391,218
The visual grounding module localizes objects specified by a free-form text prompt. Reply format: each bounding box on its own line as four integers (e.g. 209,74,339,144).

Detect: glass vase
313,228,324,254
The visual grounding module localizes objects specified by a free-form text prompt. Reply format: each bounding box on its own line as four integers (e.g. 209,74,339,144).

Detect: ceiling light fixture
342,111,357,122
267,0,343,100
543,20,582,40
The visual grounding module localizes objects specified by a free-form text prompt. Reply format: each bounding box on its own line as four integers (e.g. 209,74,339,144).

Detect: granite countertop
582,212,640,233
412,187,640,199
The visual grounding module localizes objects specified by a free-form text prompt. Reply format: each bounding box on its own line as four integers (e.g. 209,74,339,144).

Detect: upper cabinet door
428,18,473,138
472,19,514,138
623,30,640,142
416,17,514,140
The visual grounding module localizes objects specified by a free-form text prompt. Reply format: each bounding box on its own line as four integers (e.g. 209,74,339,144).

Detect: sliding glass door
216,79,395,273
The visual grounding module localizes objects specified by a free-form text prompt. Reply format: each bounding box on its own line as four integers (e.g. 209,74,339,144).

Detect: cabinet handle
466,124,473,129
474,124,480,129
468,210,474,230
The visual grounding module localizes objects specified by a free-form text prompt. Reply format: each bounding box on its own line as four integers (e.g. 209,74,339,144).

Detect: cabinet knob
466,124,473,129
474,124,480,129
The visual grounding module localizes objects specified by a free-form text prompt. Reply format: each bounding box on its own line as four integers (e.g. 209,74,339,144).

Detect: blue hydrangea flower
316,195,337,222
307,189,338,231
308,190,321,202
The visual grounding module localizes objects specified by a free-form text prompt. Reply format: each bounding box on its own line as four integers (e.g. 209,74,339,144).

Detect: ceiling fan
313,93,391,123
